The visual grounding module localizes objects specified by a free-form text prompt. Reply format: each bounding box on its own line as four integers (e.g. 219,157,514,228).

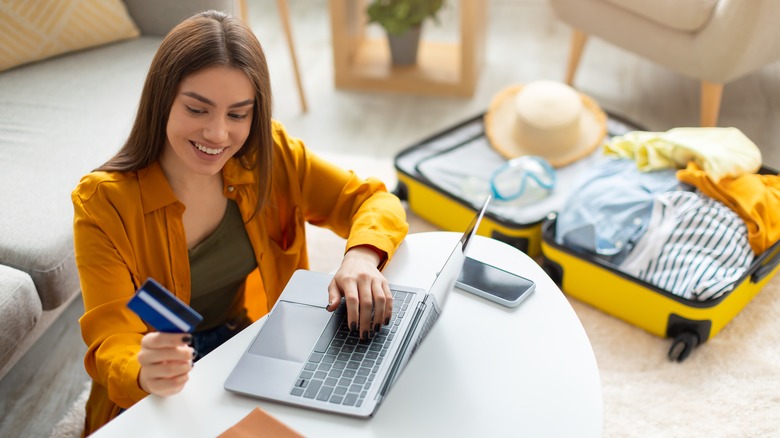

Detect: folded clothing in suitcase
393,113,641,257
541,163,780,361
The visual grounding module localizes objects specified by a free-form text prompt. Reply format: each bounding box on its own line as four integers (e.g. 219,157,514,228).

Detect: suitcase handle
750,241,780,284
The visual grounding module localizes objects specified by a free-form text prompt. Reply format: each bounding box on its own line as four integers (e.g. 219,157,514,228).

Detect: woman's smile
191,140,228,157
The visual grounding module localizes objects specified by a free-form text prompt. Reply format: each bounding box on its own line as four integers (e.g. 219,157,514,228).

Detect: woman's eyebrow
182,91,254,108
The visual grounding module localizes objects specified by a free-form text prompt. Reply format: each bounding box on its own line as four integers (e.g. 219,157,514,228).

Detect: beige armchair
549,0,780,127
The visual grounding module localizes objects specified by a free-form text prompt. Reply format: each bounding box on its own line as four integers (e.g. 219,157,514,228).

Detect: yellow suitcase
393,113,643,258
540,208,780,361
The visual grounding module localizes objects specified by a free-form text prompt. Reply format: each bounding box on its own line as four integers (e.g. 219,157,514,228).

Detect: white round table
93,232,602,437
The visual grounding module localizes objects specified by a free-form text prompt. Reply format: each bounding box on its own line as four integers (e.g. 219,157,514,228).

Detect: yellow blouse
72,121,408,435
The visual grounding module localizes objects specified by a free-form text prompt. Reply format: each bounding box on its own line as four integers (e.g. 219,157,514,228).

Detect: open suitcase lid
393,112,645,226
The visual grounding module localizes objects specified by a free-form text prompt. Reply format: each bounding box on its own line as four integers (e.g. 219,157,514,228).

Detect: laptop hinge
377,301,427,401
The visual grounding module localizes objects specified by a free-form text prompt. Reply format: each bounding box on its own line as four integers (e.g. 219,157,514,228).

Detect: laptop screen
427,196,490,308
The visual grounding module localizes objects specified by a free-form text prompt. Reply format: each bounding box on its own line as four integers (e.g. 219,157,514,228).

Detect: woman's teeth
193,142,223,155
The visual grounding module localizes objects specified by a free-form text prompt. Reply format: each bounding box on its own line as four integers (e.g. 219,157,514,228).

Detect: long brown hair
98,10,273,215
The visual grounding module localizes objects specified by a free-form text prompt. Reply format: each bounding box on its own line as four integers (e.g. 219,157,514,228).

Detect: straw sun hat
484,80,608,168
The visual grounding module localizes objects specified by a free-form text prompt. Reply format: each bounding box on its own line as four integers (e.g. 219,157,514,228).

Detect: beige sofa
0,0,241,379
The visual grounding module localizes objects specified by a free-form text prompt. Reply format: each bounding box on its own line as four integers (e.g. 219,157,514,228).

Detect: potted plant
366,0,445,66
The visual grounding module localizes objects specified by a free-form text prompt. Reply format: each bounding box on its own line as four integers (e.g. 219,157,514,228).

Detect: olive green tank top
188,199,257,331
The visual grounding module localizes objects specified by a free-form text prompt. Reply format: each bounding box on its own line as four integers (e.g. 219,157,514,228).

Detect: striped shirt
620,191,753,300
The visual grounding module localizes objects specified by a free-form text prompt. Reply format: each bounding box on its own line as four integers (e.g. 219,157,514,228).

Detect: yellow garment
677,162,780,255
72,121,408,435
605,127,761,181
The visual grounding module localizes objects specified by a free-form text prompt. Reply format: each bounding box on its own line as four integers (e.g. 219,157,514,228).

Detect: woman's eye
229,113,249,120
186,106,205,115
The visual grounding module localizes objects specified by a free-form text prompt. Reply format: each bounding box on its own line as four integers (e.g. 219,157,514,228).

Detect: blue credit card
127,278,203,333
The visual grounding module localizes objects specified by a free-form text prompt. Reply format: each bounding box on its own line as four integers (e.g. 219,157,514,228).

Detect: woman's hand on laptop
328,245,392,341
137,332,195,396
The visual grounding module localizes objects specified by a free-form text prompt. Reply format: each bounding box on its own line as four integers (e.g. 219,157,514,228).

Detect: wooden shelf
329,0,487,97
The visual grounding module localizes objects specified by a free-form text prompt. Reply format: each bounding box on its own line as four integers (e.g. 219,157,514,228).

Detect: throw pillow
0,0,140,72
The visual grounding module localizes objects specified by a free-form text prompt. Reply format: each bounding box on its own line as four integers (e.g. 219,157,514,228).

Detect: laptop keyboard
289,289,414,408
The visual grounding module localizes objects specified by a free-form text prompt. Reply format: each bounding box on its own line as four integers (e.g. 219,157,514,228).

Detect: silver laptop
224,197,490,417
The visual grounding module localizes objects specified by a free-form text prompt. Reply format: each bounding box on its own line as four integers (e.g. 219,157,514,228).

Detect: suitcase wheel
392,181,409,202
541,258,563,287
667,331,700,362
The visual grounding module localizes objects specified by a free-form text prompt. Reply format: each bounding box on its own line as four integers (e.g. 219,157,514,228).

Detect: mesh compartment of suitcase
394,112,644,225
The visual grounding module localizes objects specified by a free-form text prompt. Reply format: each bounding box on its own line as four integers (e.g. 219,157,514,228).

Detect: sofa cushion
0,0,140,72
602,0,719,32
124,0,242,37
0,37,161,309
0,266,42,367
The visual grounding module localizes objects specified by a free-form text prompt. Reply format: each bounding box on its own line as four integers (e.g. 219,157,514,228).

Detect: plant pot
387,25,422,66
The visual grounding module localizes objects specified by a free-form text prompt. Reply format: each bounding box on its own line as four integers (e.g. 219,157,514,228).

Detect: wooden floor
2,0,779,436
0,296,88,437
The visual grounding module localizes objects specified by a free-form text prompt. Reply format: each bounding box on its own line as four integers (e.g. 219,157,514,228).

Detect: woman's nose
203,116,228,144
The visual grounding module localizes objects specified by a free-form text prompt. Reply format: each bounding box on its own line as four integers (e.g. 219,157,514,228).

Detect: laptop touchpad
248,301,332,363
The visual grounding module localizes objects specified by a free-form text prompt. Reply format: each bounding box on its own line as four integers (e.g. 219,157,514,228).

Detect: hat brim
484,84,608,168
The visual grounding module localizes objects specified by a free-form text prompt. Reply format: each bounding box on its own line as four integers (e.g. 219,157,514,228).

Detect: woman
72,10,408,435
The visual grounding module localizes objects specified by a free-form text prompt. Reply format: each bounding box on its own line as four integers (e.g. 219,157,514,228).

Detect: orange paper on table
217,407,303,438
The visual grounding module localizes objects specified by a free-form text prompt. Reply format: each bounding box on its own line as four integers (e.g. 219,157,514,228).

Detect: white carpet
51,381,90,438
54,154,780,437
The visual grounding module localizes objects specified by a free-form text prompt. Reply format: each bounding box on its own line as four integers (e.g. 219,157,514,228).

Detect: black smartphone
455,256,535,307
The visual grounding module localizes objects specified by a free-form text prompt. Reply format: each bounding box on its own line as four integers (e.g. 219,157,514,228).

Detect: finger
381,278,393,326
358,275,374,340
142,360,193,380
142,332,192,349
339,278,360,333
138,345,195,366
326,279,342,312
146,372,190,397
370,278,387,332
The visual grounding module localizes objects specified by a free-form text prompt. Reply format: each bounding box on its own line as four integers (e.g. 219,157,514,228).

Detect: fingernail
182,335,193,344
351,322,357,332
385,317,390,325
362,330,368,340
327,300,332,308
374,324,380,333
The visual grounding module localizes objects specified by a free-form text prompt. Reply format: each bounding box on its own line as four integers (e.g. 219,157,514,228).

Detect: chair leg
700,80,723,127
277,0,309,113
238,0,249,22
565,29,588,86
